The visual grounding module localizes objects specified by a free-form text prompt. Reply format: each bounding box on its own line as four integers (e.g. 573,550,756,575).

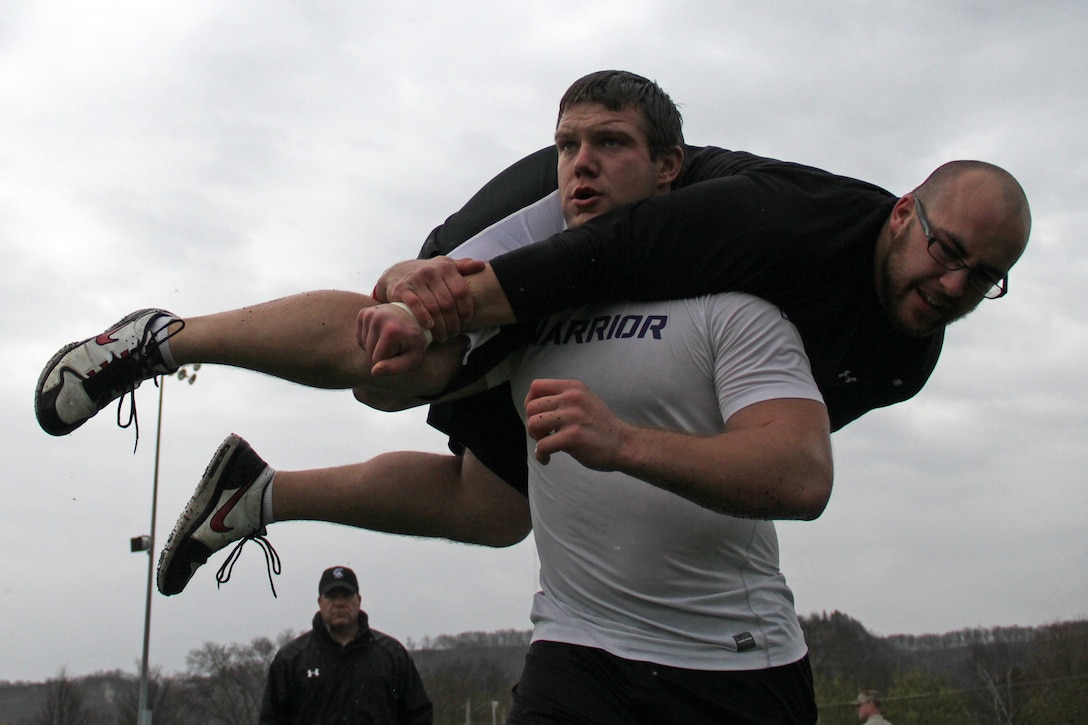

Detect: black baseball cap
319,566,359,595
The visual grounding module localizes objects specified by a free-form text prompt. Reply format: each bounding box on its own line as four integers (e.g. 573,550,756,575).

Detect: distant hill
0,671,134,724
3,616,1085,724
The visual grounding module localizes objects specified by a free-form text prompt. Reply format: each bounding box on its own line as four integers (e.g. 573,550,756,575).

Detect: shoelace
113,316,187,453
215,532,283,597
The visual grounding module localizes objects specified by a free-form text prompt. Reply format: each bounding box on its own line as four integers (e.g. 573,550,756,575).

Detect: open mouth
918,288,951,313
918,289,944,309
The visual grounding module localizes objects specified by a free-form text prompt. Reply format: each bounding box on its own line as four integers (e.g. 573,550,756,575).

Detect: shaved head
914,160,1031,250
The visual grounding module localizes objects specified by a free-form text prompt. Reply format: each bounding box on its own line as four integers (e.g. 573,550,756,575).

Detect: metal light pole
130,365,197,725
137,378,166,725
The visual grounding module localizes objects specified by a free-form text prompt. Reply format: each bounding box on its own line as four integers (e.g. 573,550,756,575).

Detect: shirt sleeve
705,294,824,422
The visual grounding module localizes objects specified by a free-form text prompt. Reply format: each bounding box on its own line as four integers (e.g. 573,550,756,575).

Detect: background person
260,565,433,725
853,690,892,725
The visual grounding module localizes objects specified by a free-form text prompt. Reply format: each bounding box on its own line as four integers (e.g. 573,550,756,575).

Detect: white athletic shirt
488,292,823,670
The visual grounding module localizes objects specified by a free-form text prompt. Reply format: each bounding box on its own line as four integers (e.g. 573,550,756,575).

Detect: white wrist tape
389,302,434,346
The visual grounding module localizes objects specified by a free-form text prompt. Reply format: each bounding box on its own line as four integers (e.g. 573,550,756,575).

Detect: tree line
5,615,1085,724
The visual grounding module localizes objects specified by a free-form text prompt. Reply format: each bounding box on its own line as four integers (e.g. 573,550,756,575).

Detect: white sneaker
157,434,278,596
35,308,179,436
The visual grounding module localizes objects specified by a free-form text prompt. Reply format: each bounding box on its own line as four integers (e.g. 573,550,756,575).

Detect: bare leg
272,450,531,547
167,290,463,398
156,439,530,596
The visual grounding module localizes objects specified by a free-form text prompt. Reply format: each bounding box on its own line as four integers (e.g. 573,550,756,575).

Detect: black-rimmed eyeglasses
914,197,1008,299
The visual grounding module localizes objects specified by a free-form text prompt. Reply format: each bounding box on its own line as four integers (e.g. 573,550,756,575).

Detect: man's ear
888,193,914,236
656,145,684,189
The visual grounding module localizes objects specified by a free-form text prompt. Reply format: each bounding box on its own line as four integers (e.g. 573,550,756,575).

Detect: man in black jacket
261,566,433,725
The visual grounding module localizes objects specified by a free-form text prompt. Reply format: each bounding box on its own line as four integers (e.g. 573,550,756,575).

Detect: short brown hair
557,70,683,159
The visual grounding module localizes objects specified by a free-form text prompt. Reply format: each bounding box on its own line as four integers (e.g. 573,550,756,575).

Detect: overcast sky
2,0,1085,684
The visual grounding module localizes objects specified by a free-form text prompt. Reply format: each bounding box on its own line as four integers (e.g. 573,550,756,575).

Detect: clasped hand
359,257,485,375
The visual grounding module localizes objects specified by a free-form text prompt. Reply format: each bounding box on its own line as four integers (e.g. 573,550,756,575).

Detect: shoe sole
157,434,253,596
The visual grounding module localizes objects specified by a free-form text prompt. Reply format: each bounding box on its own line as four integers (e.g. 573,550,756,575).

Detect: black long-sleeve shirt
420,147,940,490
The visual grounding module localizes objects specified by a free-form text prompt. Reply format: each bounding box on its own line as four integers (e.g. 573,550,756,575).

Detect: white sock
153,320,179,370
261,476,276,525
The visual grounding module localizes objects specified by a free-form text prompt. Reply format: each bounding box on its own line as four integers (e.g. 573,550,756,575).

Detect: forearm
612,402,832,520
487,180,771,322
462,264,516,327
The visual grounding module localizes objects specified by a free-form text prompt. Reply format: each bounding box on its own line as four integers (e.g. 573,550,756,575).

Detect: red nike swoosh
210,480,255,533
96,328,122,345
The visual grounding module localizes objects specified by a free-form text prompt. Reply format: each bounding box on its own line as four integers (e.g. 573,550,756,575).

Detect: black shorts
426,325,535,494
507,641,817,725
426,384,529,494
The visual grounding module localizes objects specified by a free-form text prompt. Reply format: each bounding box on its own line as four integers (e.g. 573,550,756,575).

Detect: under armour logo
838,370,857,384
307,669,320,678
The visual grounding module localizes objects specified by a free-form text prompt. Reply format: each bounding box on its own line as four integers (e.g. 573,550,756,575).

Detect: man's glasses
914,197,1008,299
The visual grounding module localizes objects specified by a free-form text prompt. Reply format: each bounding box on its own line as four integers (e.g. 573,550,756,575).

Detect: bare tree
419,656,512,725
27,669,98,725
174,634,286,725
111,665,186,725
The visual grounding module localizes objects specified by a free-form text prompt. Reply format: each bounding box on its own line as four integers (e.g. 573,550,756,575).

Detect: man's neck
326,620,359,646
